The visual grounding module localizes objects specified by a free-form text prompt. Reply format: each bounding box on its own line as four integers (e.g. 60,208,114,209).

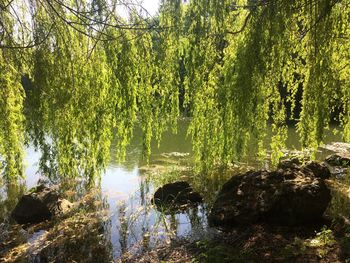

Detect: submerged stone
153,181,202,211
11,185,73,224
209,162,331,227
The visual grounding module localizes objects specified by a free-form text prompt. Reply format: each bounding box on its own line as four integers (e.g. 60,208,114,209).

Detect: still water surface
1,122,349,262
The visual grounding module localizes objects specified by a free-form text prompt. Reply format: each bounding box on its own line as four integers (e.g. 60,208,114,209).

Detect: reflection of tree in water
187,206,203,233
139,176,151,207
138,177,153,253
116,194,153,256
105,172,211,259
1,185,114,263
117,201,128,255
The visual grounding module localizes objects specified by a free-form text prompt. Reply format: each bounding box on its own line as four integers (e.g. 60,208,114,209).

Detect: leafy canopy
0,0,349,180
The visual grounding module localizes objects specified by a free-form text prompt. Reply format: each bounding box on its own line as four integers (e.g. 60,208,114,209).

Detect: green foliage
308,226,337,258
195,239,255,263
0,51,25,180
0,0,349,181
28,6,114,182
313,226,336,247
182,0,350,170
282,226,337,260
282,237,308,259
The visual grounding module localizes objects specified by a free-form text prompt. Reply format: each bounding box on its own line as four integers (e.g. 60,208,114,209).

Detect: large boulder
209,162,331,227
12,185,73,224
153,181,202,211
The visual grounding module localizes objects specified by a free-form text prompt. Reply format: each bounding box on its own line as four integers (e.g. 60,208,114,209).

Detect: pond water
0,121,350,262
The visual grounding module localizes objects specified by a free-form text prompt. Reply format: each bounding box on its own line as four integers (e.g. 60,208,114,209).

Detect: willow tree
0,0,184,181
296,0,350,146
0,50,25,180
23,2,116,183
0,0,349,181
175,0,350,170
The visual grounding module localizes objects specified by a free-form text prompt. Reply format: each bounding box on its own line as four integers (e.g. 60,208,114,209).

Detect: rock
209,162,331,227
302,161,331,179
160,152,190,158
11,185,73,224
278,157,302,169
319,142,350,154
278,158,331,179
325,153,350,167
153,181,202,210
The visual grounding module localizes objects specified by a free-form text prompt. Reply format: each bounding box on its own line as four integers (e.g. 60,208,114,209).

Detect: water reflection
0,186,114,262
1,123,350,262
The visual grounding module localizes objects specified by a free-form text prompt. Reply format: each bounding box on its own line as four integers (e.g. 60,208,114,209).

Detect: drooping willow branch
0,0,349,181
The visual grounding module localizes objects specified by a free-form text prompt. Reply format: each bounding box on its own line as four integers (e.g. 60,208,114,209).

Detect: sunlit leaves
179,0,350,169
0,0,349,181
0,50,25,180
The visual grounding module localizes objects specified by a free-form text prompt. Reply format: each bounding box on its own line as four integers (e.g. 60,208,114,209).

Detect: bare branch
226,12,252,35
0,23,54,49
